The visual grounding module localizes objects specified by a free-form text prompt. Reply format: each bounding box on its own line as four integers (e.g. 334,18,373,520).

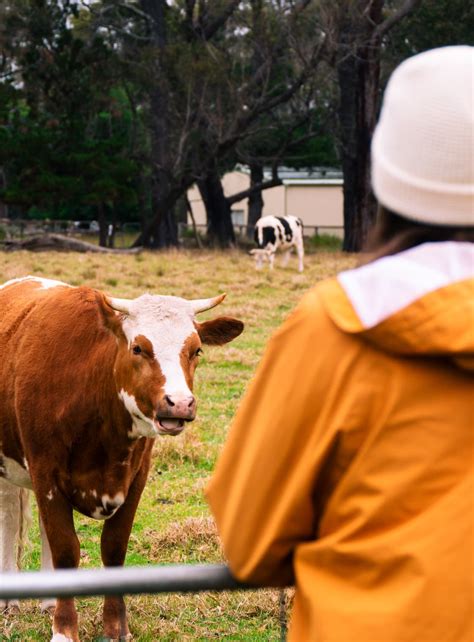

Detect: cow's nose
164,394,196,414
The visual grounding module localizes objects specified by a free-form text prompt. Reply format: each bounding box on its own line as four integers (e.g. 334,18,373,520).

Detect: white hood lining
338,242,474,329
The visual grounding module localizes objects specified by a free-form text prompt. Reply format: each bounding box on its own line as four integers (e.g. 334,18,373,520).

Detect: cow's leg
39,516,56,614
100,455,151,641
281,250,291,267
268,252,275,270
0,478,21,612
34,483,80,642
296,241,304,272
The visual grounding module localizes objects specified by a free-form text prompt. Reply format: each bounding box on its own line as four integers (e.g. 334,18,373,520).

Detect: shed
187,166,344,237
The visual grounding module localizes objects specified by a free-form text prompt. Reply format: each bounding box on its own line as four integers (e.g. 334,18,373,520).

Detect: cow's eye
195,347,203,357
132,345,142,355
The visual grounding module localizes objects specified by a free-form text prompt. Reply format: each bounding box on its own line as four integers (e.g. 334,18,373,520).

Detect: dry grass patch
142,516,221,563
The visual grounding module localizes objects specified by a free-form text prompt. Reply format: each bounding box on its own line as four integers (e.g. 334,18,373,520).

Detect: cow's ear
195,317,244,345
95,291,126,339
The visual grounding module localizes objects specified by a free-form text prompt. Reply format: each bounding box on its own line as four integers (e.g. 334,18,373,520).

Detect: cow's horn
190,293,226,314
108,297,132,314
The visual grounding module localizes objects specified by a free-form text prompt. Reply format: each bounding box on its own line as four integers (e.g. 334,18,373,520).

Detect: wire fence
0,219,344,250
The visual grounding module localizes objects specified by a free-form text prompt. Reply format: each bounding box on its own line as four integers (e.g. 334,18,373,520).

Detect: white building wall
187,171,344,235
260,184,286,218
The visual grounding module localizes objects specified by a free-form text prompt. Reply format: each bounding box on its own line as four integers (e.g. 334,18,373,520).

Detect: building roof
233,165,343,186
273,166,342,179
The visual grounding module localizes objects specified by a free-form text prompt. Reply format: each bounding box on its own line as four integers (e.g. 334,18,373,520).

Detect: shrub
308,233,342,251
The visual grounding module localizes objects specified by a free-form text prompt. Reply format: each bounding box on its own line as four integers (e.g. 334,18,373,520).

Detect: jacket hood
319,242,474,371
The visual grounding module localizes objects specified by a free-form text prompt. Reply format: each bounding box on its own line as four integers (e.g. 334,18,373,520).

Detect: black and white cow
250,215,304,272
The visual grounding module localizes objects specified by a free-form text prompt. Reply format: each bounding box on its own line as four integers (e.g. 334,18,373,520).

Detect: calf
0,276,243,641
250,215,304,272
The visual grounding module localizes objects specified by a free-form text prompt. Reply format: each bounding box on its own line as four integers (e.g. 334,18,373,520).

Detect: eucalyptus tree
87,0,469,250
84,0,325,248
197,0,330,242
319,0,423,252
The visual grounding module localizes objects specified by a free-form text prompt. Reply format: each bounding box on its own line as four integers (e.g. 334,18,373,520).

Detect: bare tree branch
226,176,283,206
226,102,326,207
185,0,197,18
225,36,325,150
294,0,313,13
202,0,241,40
373,0,422,40
84,1,152,24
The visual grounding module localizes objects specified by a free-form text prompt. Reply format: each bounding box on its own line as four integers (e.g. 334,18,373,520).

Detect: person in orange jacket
206,45,473,642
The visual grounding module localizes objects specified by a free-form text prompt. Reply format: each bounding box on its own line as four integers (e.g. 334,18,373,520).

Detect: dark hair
362,206,474,263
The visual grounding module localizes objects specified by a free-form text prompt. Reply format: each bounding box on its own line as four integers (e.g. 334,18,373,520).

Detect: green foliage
0,110,139,216
308,233,343,251
0,0,142,223
386,0,474,64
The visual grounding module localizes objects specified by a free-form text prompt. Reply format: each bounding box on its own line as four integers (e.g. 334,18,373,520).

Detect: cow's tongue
159,418,184,430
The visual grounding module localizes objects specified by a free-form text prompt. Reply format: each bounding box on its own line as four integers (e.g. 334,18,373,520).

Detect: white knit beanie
371,45,474,226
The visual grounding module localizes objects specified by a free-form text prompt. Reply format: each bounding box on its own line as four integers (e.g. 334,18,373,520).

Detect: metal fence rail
0,564,264,600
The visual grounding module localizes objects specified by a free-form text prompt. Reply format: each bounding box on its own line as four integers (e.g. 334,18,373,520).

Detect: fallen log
1,233,142,254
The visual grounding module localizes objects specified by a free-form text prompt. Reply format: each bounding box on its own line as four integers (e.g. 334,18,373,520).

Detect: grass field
0,247,356,641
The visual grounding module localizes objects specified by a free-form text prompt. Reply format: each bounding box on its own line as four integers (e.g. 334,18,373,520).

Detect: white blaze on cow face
121,294,196,397
115,294,200,438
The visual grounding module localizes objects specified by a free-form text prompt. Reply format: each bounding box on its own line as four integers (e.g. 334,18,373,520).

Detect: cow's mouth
155,418,188,436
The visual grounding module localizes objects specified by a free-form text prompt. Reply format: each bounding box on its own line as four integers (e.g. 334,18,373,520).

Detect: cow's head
249,248,271,269
106,293,243,439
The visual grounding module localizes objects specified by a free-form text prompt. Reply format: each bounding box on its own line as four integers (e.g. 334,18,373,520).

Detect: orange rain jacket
206,242,474,642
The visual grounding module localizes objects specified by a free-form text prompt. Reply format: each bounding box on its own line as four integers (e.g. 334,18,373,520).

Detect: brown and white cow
0,276,243,641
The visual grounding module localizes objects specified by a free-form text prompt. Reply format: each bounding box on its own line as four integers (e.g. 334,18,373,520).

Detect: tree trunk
132,193,179,248
337,47,379,252
97,203,108,247
136,0,177,249
185,194,203,249
107,209,116,248
336,0,420,252
134,173,151,247
198,170,235,248
0,168,8,219
159,208,178,248
3,234,140,254
247,163,264,237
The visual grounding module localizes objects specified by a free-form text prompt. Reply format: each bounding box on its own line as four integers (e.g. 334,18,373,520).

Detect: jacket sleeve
205,289,345,586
